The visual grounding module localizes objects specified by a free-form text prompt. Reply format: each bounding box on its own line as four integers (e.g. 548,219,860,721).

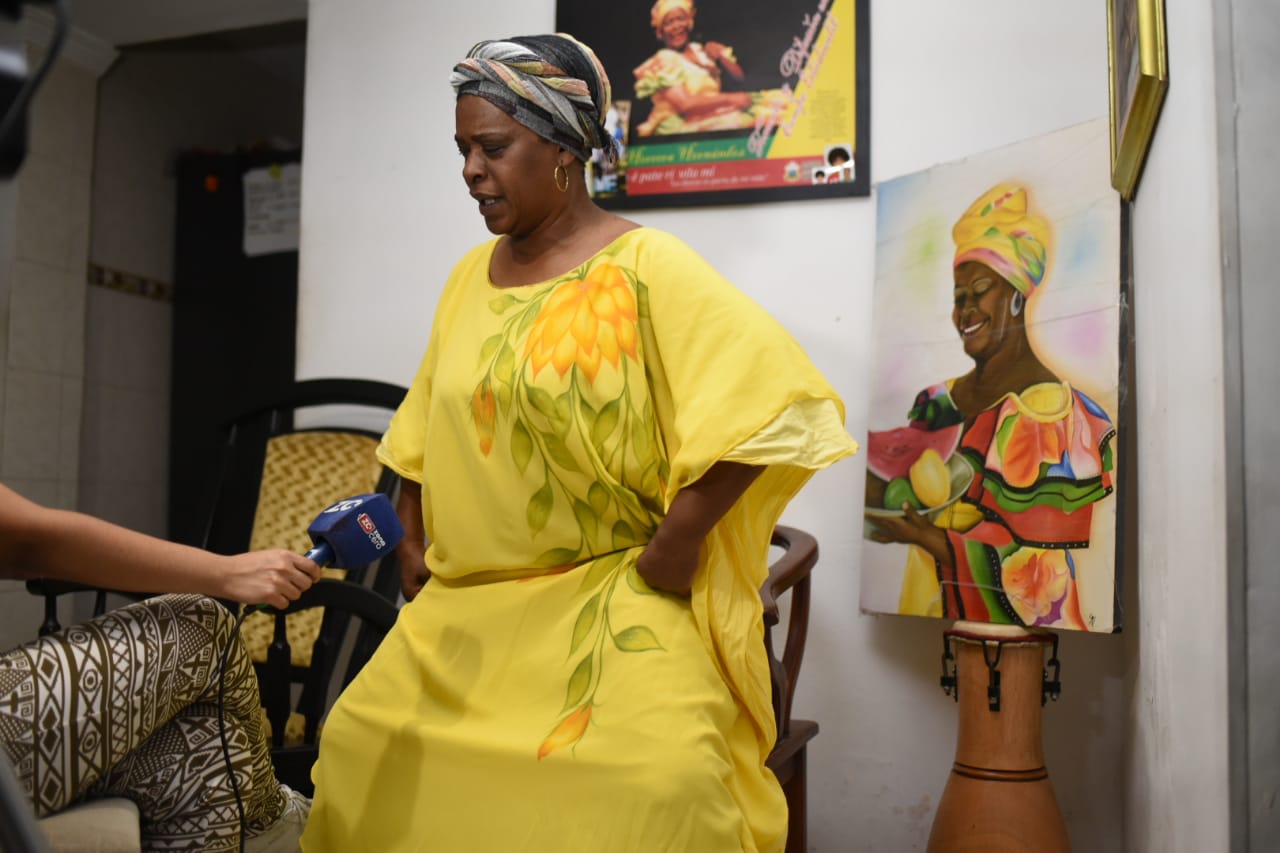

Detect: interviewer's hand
220,550,321,610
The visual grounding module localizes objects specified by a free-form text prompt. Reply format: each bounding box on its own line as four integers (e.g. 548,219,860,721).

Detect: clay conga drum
927,621,1069,852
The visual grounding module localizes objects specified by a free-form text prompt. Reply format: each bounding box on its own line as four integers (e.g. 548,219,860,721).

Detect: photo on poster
861,120,1123,633
555,0,869,207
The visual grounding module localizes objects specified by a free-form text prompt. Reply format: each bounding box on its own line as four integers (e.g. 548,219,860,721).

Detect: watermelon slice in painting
865,424,964,481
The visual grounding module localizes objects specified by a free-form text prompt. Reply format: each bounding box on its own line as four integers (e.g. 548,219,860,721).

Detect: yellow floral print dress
301,227,856,853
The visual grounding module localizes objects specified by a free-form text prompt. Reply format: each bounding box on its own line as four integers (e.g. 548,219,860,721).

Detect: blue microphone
303,493,404,567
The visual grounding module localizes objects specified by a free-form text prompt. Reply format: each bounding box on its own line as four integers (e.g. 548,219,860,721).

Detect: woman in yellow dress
633,0,767,137
301,33,856,853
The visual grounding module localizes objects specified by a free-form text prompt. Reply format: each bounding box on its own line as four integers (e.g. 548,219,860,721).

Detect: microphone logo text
358,512,387,550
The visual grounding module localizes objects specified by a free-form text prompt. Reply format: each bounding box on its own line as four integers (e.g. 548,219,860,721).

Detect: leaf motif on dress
511,421,533,474
587,483,610,516
536,547,581,568
612,520,637,549
613,625,663,653
570,594,600,655
527,480,553,535
542,434,581,473
563,655,593,711
488,293,518,313
478,334,502,366
539,551,666,758
571,498,598,541
591,399,621,446
626,562,657,595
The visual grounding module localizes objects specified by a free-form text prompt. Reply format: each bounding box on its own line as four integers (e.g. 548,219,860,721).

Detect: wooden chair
27,378,408,784
762,525,821,853
196,378,406,762
256,578,400,795
26,378,409,634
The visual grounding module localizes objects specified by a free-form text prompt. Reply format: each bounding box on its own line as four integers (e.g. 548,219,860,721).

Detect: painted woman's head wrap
450,33,617,163
650,0,695,29
952,184,1051,295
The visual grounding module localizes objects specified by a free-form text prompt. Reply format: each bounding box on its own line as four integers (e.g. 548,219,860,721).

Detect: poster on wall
554,0,869,208
861,119,1123,633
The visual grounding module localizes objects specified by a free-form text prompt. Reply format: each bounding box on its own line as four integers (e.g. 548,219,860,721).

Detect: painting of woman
862,145,1121,632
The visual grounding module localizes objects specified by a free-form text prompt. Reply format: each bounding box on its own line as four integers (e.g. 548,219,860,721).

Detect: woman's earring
1010,291,1025,317
554,163,570,193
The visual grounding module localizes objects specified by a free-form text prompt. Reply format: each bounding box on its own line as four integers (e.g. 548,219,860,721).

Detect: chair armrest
24,581,147,637
760,526,818,627
24,579,102,598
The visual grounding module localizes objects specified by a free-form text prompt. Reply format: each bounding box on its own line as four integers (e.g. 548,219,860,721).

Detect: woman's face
952,261,1024,361
658,8,694,49
455,95,563,237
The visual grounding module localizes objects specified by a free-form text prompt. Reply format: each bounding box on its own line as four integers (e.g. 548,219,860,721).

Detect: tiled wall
0,30,304,648
80,42,305,540
0,48,102,650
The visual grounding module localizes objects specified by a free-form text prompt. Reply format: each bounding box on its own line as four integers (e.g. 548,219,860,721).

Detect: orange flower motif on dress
537,703,591,760
1002,548,1070,624
471,380,497,456
523,262,639,384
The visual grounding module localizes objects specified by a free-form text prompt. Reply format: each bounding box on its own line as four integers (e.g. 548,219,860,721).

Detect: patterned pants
0,594,287,851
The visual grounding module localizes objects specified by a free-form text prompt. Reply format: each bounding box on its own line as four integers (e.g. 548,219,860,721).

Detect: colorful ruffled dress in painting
633,45,782,136
300,227,856,853
897,381,1115,631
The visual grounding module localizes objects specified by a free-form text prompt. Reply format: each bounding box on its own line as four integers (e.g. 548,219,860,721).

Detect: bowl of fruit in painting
863,424,975,539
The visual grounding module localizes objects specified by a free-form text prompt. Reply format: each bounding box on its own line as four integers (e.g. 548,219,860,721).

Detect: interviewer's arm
0,484,320,609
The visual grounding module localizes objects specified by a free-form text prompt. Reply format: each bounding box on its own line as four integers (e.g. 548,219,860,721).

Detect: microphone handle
305,541,334,567
243,543,333,615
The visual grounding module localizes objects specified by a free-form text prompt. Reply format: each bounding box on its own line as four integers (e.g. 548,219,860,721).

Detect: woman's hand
636,537,701,596
401,557,430,602
703,41,744,79
220,550,321,610
865,504,952,566
636,461,762,596
397,480,430,601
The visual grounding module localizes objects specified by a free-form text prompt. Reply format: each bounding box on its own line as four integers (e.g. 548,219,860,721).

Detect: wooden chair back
761,525,821,853
257,578,399,794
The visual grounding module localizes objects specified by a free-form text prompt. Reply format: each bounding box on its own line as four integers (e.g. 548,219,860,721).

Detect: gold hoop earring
554,163,570,193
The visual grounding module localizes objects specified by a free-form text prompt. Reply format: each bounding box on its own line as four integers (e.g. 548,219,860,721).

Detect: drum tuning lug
940,635,958,701
982,640,1003,712
1041,635,1062,705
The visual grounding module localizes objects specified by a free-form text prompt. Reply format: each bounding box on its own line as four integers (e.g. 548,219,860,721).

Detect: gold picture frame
1107,0,1169,200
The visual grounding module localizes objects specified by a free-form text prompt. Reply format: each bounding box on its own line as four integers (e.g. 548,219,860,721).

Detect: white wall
298,1,1231,850
1120,0,1232,850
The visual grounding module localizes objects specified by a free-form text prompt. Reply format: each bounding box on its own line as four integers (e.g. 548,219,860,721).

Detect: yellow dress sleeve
631,229,857,754
634,230,856,496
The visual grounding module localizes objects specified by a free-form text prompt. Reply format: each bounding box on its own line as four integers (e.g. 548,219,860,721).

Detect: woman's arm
657,86,753,121
396,480,431,601
637,461,763,595
703,41,744,79
0,484,320,609
864,505,951,566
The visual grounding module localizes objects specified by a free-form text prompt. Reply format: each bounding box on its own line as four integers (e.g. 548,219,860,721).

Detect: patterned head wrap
450,33,617,163
651,0,695,29
952,184,1050,295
